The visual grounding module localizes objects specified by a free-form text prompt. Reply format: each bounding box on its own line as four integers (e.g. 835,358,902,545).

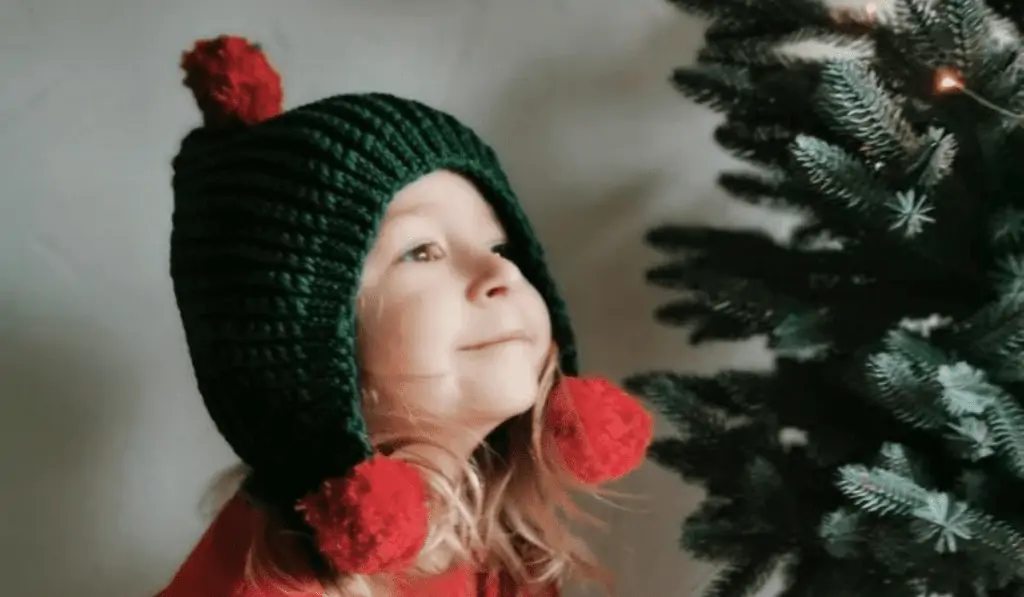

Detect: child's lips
460,332,530,351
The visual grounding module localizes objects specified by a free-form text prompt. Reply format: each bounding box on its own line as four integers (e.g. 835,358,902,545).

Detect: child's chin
472,382,541,419
486,390,539,419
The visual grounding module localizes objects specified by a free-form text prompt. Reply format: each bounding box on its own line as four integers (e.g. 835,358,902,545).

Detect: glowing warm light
935,68,963,93
865,2,877,17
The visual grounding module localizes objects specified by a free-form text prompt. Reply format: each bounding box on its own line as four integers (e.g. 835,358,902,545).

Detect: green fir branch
997,49,1024,117
953,299,1024,375
861,519,931,578
715,121,801,169
690,314,763,343
644,226,873,294
718,169,785,200
717,170,832,213
933,0,994,73
771,311,832,359
961,509,1024,576
684,521,778,562
820,508,865,558
815,60,922,167
649,422,781,488
684,501,780,560
887,0,945,67
949,416,997,461
625,370,773,421
838,464,1024,575
699,30,873,67
876,442,930,485
645,260,808,327
991,207,1024,246
645,224,780,255
623,372,731,434
936,362,998,415
865,352,938,430
790,135,890,215
671,65,758,113
653,299,717,328
983,391,1024,479
648,437,728,482
836,464,931,517
887,189,936,238
910,127,958,189
994,254,1024,304
701,555,782,597
882,328,952,367
910,493,972,553
653,297,775,335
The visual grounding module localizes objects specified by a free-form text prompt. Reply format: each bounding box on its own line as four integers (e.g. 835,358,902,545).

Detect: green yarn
170,92,577,506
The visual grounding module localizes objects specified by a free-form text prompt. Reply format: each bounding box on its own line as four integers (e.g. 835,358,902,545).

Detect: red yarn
180,35,283,127
295,455,429,575
547,376,653,485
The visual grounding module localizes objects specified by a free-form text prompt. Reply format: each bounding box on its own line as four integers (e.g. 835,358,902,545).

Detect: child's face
356,170,552,445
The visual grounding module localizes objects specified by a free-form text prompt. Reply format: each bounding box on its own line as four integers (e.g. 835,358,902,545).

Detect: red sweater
155,496,557,597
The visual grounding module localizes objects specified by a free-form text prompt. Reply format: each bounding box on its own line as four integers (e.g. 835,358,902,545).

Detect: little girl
155,35,653,597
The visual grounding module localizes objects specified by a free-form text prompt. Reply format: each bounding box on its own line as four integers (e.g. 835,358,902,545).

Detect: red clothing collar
154,496,556,597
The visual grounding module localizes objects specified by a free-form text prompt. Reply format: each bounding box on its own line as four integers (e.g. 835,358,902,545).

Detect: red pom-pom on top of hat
546,376,654,485
295,455,429,575
180,35,283,127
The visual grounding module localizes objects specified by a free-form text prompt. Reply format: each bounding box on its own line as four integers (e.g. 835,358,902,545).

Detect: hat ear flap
545,376,654,485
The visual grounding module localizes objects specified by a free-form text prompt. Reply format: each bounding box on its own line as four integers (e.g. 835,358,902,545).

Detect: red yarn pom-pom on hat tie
296,455,429,575
546,376,654,485
180,35,283,127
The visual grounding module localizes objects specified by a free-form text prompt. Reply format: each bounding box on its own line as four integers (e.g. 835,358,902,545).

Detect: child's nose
468,253,521,301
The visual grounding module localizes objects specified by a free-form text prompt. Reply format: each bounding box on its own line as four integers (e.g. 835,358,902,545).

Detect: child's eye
491,242,511,258
400,242,445,263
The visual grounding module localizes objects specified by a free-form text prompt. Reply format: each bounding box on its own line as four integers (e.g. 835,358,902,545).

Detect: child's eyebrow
377,210,431,241
384,194,435,219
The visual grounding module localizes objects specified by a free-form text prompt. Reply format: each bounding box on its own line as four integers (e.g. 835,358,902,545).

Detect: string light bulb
935,68,964,93
931,66,1024,122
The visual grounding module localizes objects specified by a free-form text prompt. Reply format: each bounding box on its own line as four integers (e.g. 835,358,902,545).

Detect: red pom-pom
295,455,429,575
546,376,653,484
180,35,283,127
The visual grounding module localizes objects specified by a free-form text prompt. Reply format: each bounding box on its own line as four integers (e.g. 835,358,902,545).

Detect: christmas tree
624,1,1024,596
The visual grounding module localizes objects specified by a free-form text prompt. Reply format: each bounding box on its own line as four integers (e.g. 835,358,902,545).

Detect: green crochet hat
169,35,578,511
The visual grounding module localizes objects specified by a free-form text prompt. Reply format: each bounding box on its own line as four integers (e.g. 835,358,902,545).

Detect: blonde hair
204,347,612,596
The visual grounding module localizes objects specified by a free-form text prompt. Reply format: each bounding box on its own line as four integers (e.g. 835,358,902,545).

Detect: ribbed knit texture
170,92,577,507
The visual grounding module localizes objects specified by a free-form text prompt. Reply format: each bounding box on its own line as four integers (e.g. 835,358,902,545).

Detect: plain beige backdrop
0,0,799,595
